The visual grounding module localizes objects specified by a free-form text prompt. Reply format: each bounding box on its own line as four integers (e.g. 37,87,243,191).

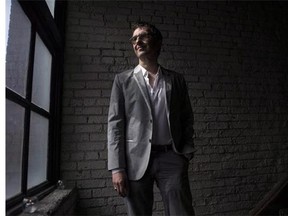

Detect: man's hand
112,171,129,197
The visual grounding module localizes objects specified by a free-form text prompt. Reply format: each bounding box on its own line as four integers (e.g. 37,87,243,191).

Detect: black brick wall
61,1,288,215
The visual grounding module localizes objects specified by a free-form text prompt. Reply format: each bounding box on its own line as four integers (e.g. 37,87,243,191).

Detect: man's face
130,27,160,60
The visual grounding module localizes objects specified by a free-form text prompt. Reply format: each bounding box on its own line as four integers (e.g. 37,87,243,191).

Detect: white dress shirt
139,65,173,146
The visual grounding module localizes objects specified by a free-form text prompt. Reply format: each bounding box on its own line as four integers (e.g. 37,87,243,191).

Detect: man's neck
139,60,159,74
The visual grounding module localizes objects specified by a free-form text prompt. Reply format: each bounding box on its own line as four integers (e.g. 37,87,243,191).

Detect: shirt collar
135,64,161,78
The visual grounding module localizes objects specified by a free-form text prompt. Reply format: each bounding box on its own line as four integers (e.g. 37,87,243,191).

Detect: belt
151,145,172,152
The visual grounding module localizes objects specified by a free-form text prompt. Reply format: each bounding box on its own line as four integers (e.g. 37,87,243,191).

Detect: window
6,0,66,214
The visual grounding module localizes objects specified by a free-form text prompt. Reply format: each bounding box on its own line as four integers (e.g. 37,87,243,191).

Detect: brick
102,50,123,57
61,162,77,171
88,42,113,49
78,189,93,199
75,124,102,133
77,179,106,188
82,65,108,73
74,90,101,98
62,116,87,124
77,142,106,151
208,122,228,130
86,81,112,89
62,133,90,143
71,152,85,161
80,19,104,27
91,170,111,179
85,152,99,160
62,170,91,180
75,107,102,115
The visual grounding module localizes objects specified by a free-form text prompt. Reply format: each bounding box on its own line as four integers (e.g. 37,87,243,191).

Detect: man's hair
131,21,163,42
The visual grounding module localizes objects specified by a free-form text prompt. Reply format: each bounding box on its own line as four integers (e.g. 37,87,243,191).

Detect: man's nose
135,37,144,45
135,36,140,44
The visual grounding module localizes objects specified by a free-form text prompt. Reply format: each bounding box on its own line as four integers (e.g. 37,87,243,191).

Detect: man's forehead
133,27,151,35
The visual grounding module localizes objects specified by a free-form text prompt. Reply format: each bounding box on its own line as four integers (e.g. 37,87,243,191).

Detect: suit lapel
133,66,152,112
133,65,172,114
161,67,172,115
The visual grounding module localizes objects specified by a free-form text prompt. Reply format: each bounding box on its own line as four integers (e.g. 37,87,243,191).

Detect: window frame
6,0,66,214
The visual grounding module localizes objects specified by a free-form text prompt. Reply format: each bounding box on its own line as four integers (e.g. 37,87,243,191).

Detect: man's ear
154,40,162,56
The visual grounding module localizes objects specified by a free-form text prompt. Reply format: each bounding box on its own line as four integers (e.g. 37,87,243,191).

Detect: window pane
6,0,31,97
32,34,52,111
45,0,55,17
6,99,25,199
6,0,12,46
27,112,49,189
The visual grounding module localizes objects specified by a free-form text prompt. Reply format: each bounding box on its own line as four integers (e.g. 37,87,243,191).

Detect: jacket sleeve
107,74,126,171
180,75,195,150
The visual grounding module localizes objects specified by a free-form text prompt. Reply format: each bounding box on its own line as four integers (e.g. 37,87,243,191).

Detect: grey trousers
124,150,195,216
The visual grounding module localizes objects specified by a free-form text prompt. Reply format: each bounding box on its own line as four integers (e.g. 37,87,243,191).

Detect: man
107,21,195,215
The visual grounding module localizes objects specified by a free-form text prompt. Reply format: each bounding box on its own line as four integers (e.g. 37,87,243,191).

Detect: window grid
6,0,66,214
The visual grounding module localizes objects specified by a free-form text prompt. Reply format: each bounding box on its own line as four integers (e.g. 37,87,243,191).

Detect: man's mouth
136,45,145,51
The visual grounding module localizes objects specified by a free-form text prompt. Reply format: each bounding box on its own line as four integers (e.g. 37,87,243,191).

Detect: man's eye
130,34,151,44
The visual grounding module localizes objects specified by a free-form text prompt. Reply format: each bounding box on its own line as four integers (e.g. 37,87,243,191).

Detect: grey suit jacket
107,65,195,180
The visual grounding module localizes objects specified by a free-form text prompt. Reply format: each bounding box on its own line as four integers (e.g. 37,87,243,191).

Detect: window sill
18,188,77,216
